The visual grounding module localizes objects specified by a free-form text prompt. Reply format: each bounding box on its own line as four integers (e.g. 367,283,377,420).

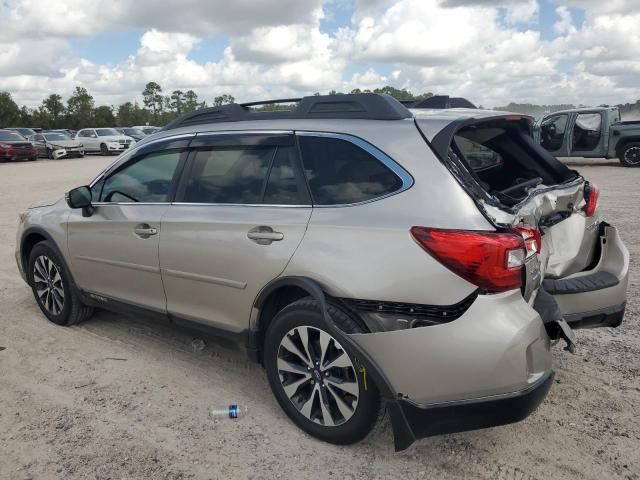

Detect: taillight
584,182,599,217
512,224,542,257
410,227,526,293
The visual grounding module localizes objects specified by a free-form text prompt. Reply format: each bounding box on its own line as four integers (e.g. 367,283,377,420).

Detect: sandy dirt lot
1,155,638,480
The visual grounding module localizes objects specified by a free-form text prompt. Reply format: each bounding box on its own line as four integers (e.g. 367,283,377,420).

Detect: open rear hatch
415,112,629,341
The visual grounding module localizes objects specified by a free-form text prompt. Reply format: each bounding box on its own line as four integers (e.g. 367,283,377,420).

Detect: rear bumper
391,371,553,449
548,223,629,329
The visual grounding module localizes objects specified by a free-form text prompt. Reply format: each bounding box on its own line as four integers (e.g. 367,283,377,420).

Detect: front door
569,112,605,158
539,113,570,157
67,148,185,311
159,133,312,333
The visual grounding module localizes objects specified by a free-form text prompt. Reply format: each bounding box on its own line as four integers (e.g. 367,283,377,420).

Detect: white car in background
75,128,136,155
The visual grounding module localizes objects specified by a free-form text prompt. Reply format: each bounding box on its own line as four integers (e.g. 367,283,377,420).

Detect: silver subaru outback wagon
15,94,629,450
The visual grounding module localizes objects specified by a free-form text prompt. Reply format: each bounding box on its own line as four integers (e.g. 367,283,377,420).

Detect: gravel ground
0,155,638,480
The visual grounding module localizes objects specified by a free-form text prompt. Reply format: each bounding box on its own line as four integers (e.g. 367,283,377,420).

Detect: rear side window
182,145,306,205
298,135,403,205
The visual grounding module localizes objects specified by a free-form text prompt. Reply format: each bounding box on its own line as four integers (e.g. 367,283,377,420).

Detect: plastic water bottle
210,404,247,420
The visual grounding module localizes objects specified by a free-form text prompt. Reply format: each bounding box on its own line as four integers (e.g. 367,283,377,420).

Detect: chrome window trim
87,130,414,209
295,130,414,208
89,133,196,188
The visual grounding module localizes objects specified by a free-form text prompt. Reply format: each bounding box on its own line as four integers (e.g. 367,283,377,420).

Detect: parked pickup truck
533,106,640,167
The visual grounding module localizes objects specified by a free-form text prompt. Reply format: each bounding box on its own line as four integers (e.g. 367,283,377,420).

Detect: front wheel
100,143,110,156
28,241,94,326
619,142,640,167
264,298,382,445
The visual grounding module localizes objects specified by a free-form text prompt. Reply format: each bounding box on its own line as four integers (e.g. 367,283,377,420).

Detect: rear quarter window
298,135,404,205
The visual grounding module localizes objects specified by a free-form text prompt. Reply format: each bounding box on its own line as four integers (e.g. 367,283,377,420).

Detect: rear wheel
264,298,382,445
27,241,94,326
619,142,640,167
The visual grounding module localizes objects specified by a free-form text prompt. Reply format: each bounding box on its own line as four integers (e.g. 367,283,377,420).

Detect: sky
1,0,639,108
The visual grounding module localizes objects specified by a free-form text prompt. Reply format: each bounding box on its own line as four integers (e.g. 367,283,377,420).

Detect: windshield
0,131,25,141
96,128,119,136
44,133,71,141
11,128,36,137
142,128,159,135
124,128,145,136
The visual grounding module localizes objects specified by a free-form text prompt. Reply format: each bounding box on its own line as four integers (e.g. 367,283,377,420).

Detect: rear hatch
415,111,627,333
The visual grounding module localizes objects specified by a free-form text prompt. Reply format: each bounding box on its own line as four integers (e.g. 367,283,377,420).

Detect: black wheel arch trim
251,275,417,451
20,226,78,289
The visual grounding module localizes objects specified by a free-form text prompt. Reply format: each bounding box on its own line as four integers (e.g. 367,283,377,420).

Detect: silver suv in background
15,94,629,450
75,128,136,155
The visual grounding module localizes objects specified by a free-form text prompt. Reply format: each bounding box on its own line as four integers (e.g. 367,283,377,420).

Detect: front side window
298,135,403,205
100,150,181,203
540,114,568,151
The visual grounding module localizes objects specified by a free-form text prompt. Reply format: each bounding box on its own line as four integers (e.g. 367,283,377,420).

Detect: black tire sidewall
620,143,640,167
27,242,74,326
264,300,380,445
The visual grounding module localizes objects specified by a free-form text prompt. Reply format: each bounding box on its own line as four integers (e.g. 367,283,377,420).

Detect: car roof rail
161,93,413,131
410,95,477,109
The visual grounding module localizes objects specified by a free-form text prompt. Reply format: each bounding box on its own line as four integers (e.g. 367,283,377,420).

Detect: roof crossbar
162,93,413,131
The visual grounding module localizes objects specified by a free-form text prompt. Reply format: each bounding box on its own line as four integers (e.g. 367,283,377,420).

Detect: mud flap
533,288,576,353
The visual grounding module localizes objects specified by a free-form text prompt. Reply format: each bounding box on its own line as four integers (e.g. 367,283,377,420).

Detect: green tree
170,90,184,114
183,90,200,112
42,94,65,128
0,91,21,126
93,105,115,127
213,94,235,107
66,87,95,129
142,81,163,119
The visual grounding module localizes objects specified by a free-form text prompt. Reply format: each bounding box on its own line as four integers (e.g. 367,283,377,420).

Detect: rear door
569,112,606,158
159,132,312,333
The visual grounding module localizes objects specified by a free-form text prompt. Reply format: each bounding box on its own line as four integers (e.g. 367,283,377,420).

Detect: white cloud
0,0,639,109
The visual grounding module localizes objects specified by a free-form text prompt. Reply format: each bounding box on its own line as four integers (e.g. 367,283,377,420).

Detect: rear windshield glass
451,121,577,206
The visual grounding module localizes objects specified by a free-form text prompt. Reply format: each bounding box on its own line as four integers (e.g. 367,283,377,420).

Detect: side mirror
91,134,97,138
66,186,94,217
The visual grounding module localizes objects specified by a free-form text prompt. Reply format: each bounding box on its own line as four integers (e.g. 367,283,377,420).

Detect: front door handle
247,226,284,245
134,224,158,238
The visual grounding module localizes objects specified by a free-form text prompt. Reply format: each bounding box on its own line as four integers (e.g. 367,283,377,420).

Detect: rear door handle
247,226,284,245
134,224,158,238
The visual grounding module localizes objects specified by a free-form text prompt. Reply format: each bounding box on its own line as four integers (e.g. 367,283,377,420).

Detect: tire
27,241,94,326
100,143,110,156
46,148,53,160
264,297,382,445
619,142,640,167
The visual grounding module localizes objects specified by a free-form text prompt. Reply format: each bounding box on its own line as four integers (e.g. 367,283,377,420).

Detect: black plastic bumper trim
392,371,554,450
564,302,625,329
543,271,619,295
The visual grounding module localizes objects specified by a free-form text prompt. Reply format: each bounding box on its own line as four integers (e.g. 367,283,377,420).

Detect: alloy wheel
277,326,359,427
33,255,65,316
624,146,640,165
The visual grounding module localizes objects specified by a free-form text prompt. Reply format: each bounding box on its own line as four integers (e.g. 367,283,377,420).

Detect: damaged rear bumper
346,290,553,450
391,371,553,449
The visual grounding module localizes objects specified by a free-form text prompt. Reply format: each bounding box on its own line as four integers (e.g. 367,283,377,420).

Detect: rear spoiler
405,96,478,109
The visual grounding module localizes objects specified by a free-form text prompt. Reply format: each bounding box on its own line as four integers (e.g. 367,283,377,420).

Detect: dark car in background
0,130,37,161
114,127,147,142
5,127,37,139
